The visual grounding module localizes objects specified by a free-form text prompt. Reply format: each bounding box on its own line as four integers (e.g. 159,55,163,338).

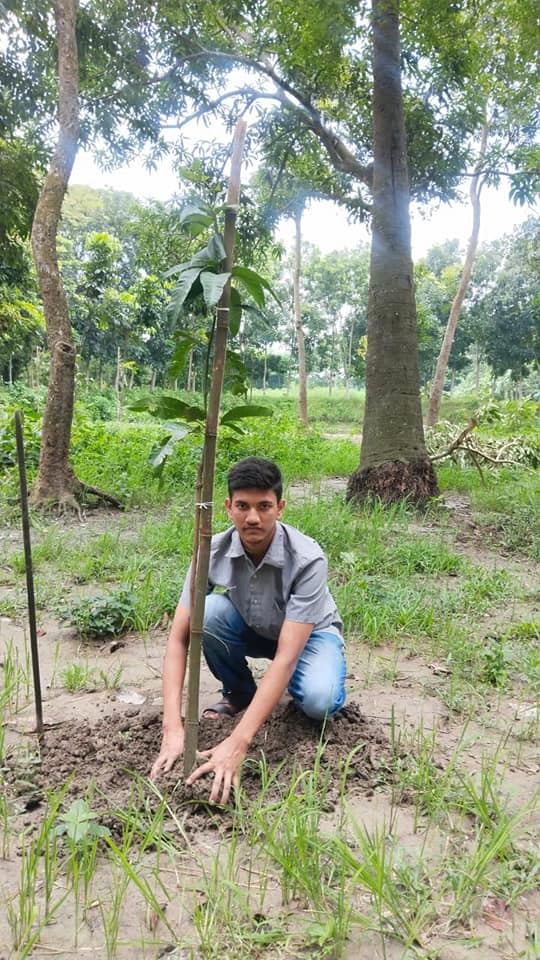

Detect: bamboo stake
183,120,248,776
14,410,44,737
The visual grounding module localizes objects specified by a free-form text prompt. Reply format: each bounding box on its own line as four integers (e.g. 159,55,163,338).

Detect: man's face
225,488,285,557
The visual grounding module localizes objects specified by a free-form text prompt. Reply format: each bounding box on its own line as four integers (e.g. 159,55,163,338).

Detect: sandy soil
0,489,538,960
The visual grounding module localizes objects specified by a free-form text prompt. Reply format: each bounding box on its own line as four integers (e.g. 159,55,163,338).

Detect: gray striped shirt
180,521,343,642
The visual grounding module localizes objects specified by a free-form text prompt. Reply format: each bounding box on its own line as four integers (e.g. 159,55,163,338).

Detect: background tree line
2,181,537,400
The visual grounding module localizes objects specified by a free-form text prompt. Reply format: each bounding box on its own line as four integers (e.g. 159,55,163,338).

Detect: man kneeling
150,456,346,802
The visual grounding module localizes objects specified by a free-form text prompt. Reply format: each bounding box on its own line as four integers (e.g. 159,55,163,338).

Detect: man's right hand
150,727,185,780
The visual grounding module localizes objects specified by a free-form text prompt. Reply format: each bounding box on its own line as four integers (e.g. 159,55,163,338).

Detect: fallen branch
430,417,477,461
77,482,124,509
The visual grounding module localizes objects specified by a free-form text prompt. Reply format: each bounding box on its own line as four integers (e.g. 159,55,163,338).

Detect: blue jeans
202,593,347,721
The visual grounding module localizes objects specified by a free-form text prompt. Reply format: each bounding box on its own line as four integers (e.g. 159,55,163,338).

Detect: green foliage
62,587,137,639
0,405,41,472
481,636,513,688
54,800,110,844
132,197,277,476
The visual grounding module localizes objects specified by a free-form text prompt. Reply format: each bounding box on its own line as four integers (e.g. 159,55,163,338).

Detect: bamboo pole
183,120,248,776
14,411,44,737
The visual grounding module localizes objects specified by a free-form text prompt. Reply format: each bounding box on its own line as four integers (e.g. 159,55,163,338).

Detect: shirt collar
224,522,285,567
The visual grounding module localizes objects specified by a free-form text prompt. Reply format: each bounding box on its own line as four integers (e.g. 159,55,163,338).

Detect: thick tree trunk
426,124,489,427
30,0,80,507
347,0,438,506
293,209,309,426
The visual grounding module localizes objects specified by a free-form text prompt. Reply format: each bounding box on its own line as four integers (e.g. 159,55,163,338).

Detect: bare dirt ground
0,487,539,960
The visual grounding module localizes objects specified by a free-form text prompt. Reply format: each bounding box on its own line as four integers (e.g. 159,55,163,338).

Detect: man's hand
150,726,185,780
186,734,248,804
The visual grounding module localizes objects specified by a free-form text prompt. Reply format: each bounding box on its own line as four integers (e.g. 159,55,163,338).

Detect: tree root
346,458,440,507
29,471,124,514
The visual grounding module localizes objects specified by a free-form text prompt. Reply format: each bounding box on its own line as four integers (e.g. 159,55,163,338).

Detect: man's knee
202,594,244,654
299,680,346,721
203,593,233,632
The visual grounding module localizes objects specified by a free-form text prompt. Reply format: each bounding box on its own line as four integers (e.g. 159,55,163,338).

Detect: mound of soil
6,701,391,827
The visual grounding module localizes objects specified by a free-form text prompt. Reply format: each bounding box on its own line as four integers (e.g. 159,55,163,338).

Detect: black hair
227,457,283,501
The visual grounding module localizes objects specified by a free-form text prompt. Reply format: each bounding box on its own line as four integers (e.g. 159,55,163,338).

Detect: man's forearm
161,604,190,730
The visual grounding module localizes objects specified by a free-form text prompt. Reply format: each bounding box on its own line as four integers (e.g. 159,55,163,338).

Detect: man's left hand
186,734,248,804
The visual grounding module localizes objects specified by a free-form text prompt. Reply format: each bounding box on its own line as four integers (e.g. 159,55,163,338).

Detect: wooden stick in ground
14,410,44,737
183,120,248,776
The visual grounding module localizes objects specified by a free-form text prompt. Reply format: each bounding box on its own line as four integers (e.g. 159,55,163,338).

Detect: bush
62,587,137,638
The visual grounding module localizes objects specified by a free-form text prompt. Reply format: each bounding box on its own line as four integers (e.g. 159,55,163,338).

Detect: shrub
62,587,137,638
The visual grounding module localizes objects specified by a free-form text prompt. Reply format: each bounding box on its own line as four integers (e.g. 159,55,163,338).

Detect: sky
71,148,535,261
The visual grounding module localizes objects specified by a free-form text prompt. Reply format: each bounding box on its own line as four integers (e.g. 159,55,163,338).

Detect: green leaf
129,396,154,412
231,265,265,307
54,799,109,844
200,271,231,308
169,331,204,378
149,436,175,469
131,395,205,422
206,234,226,262
232,267,280,308
220,404,273,425
178,202,214,236
167,268,203,320
229,286,242,336
225,348,247,375
224,421,246,435
163,260,191,279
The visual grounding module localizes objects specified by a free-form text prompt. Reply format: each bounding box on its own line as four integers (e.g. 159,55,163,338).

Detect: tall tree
2,0,196,503
151,0,489,500
347,0,437,502
426,125,488,426
292,203,308,425
425,0,539,424
30,0,81,507
475,219,539,383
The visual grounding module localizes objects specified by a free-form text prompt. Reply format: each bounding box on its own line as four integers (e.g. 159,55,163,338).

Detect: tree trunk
263,349,268,394
293,208,309,426
30,0,80,507
328,320,336,396
347,0,438,506
344,319,355,399
115,346,122,418
426,124,489,427
186,348,193,392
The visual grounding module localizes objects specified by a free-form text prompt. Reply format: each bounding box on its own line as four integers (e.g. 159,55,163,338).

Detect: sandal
202,694,254,718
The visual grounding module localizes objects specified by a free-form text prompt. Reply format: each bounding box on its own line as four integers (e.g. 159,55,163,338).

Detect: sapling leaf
133,395,206,422
232,266,281,307
163,260,191,278
231,266,266,307
220,404,273,425
169,331,204,378
200,271,231,308
189,233,226,270
223,421,246,435
168,268,204,320
149,434,181,469
178,202,214,236
229,286,242,336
